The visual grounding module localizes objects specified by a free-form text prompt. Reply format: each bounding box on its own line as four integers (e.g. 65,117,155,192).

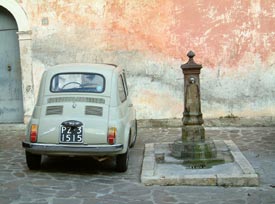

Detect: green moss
172,141,225,168
219,113,239,119
184,158,225,169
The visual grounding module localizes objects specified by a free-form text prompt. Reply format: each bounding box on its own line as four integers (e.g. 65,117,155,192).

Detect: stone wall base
138,116,275,128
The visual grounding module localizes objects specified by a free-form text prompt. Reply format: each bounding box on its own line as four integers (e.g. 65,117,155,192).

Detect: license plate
60,126,83,143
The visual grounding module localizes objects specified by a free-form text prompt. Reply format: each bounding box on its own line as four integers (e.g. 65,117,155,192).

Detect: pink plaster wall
104,0,275,68
23,0,275,66
18,0,275,119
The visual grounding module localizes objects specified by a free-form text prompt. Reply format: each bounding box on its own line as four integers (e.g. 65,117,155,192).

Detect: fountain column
170,51,223,168
181,51,205,142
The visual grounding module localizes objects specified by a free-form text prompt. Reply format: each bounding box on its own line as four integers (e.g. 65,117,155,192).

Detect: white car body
22,64,137,172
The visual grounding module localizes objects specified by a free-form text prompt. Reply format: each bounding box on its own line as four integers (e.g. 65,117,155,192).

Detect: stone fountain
141,51,259,186
171,51,224,169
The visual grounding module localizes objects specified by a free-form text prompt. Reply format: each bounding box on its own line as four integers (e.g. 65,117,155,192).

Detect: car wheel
116,148,129,172
130,120,138,148
25,151,41,170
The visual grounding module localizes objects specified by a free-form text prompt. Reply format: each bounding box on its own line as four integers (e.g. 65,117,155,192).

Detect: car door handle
128,104,133,107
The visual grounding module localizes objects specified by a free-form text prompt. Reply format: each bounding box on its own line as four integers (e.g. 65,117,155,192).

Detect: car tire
25,151,41,170
116,148,129,172
130,120,138,148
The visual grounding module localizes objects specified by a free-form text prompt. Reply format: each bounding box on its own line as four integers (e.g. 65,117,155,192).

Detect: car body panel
23,63,137,158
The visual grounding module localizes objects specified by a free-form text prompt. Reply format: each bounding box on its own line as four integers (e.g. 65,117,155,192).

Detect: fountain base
141,140,259,186
170,140,227,169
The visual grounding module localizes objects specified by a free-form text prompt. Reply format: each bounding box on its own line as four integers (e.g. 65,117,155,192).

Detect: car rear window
50,73,105,93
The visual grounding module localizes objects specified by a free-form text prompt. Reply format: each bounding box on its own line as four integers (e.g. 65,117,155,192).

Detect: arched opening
0,6,23,123
0,0,34,124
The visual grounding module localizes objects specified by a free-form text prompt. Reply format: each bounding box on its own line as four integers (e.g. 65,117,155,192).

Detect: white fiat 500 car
22,64,137,172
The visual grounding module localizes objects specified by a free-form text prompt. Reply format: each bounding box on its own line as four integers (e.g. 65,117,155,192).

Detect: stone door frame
0,0,34,123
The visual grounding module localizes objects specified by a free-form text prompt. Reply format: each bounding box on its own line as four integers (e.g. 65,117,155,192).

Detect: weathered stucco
16,0,275,119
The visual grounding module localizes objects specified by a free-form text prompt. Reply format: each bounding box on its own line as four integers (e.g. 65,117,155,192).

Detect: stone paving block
52,198,83,204
177,175,217,186
232,152,256,174
140,175,159,186
142,175,217,186
224,140,240,152
225,140,257,174
144,143,154,150
141,169,154,178
217,174,259,187
142,157,155,171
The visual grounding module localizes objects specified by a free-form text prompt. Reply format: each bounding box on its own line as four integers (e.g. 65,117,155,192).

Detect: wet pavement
0,126,275,204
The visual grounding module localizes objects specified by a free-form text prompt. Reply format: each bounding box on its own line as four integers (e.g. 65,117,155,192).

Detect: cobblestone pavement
0,126,275,204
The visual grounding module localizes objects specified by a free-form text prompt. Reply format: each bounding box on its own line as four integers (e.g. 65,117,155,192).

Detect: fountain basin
141,140,259,186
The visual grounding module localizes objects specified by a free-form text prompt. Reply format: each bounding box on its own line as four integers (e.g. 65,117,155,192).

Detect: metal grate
46,106,63,115
48,97,105,104
85,106,103,116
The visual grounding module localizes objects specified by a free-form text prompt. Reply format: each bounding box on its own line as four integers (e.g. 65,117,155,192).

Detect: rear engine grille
46,106,63,115
85,106,103,116
48,97,105,104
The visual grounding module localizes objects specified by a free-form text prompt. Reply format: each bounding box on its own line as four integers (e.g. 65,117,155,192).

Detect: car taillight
30,124,38,143
107,127,116,145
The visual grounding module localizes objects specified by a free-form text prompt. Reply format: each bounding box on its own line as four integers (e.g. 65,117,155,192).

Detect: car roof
45,63,119,75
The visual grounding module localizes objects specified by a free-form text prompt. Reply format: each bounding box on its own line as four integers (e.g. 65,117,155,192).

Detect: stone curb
138,117,275,128
224,140,256,174
0,124,26,131
141,141,259,187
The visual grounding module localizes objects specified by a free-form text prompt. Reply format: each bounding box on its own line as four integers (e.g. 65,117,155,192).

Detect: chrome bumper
22,141,123,155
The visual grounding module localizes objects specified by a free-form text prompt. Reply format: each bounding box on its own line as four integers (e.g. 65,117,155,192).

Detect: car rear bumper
22,141,124,156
